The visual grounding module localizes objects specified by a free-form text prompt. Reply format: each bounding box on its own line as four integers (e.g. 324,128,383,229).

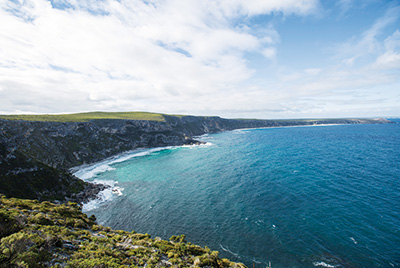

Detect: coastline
75,122,400,268
72,142,212,211
0,114,392,204
72,146,176,211
232,123,346,132
71,121,381,210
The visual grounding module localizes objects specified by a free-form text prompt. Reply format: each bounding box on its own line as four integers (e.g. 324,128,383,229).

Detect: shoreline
71,122,368,210
72,142,212,211
71,121,385,209
71,146,177,211
234,123,346,132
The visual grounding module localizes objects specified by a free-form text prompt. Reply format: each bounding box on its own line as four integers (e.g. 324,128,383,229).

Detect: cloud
374,30,400,69
0,0,320,116
304,68,321,75
215,0,319,16
336,5,400,66
1,0,399,119
336,0,353,16
262,5,400,118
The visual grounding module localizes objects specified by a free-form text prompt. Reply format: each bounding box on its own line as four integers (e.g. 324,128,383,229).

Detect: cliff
0,112,391,202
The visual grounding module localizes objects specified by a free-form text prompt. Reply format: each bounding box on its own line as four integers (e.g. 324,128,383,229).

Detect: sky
0,0,399,119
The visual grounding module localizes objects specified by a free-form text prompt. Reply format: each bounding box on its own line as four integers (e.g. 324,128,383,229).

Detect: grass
0,111,170,122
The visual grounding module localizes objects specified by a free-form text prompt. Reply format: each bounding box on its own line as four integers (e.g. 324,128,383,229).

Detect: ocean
74,121,400,268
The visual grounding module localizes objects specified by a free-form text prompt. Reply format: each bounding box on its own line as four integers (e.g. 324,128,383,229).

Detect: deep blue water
76,121,400,268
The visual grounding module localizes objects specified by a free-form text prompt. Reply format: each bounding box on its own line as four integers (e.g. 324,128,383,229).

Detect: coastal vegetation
0,195,245,267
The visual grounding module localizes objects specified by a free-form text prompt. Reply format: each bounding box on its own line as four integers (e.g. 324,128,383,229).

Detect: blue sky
0,0,399,119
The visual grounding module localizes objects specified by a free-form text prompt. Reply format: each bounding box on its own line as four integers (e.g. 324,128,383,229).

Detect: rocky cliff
0,113,391,201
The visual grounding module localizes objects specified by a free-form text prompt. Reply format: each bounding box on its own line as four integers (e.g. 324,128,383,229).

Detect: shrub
0,209,23,238
31,213,53,225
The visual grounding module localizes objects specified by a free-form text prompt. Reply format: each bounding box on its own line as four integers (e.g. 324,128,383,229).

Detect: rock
184,138,205,145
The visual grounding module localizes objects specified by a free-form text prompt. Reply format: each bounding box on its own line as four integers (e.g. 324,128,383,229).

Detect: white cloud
336,0,353,15
304,68,321,75
261,47,277,59
374,30,400,69
1,0,399,119
334,5,400,66
217,0,319,16
260,6,400,119
0,0,320,116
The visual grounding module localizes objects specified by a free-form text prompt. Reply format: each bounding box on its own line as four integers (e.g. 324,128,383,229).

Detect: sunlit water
74,121,400,268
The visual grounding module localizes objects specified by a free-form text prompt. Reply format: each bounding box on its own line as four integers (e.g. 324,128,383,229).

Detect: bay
75,121,400,268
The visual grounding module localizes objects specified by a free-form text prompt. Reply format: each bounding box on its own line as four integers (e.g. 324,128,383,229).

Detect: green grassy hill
0,112,170,122
0,196,245,268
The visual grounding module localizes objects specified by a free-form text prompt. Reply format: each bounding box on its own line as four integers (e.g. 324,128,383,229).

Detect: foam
73,147,175,181
74,148,175,212
234,123,344,132
82,179,121,212
74,165,116,181
313,261,338,268
232,129,247,134
75,143,212,211
219,245,240,259
183,142,214,149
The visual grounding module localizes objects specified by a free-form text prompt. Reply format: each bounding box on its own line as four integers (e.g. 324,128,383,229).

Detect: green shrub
31,213,53,225
0,209,23,238
67,256,122,268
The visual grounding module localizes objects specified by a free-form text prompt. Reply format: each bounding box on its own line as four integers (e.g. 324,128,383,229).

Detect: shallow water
75,122,400,268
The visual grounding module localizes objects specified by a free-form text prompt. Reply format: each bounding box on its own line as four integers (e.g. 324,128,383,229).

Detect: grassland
0,111,170,122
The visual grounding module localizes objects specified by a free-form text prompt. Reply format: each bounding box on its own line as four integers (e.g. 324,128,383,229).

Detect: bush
31,213,53,225
0,209,23,238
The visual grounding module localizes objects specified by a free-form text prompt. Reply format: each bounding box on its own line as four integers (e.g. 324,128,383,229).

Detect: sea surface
74,121,400,268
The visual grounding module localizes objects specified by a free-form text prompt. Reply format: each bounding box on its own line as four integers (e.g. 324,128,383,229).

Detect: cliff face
0,116,391,169
0,114,391,201
0,118,183,169
0,142,105,202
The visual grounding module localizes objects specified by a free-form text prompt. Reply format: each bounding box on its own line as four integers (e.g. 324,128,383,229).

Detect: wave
313,261,338,268
74,147,179,211
183,142,214,149
73,165,116,181
220,245,266,266
74,143,212,211
219,245,241,259
233,123,345,133
82,180,123,212
73,142,213,181
72,146,176,181
232,129,248,134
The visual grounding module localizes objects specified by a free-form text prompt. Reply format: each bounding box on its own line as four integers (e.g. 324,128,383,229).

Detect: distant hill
0,111,168,122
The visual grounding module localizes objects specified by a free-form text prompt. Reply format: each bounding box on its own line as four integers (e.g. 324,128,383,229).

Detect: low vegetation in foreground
0,196,246,268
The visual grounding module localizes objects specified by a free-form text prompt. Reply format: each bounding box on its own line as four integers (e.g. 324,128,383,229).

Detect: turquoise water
76,122,400,268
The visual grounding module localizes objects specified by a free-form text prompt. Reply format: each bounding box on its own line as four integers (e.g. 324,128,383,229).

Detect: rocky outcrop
0,114,392,201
